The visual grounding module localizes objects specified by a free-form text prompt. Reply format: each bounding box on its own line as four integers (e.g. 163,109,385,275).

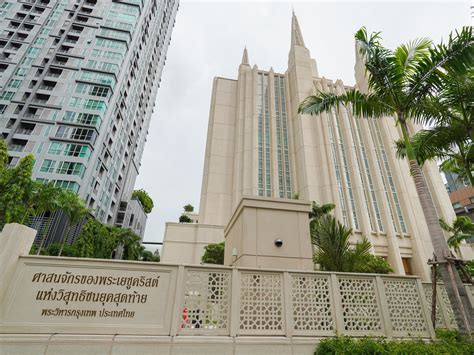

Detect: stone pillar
0,223,36,308
224,196,313,270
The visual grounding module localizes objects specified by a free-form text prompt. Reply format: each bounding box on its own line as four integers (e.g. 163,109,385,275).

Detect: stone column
0,223,36,310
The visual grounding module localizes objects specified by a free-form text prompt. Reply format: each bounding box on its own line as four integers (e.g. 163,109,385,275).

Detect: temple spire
291,11,306,48
241,46,249,65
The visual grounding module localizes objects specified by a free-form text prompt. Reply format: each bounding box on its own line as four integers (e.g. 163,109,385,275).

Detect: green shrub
183,203,194,212
179,214,192,223
314,331,474,355
201,242,225,264
132,189,154,214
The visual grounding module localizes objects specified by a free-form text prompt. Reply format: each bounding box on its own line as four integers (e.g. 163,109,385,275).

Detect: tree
395,63,473,186
312,214,392,273
116,227,144,261
73,219,117,259
439,216,474,256
179,214,192,223
309,201,336,244
132,189,154,214
298,27,474,333
183,204,194,212
201,242,225,264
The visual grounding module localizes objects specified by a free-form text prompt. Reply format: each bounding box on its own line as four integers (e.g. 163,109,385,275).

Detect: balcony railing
8,144,25,152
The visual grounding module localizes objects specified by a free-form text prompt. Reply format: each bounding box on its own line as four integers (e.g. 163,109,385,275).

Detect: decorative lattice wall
383,279,427,335
422,283,444,328
239,273,284,334
422,283,458,329
174,267,436,339
180,269,231,333
338,277,383,334
291,274,335,335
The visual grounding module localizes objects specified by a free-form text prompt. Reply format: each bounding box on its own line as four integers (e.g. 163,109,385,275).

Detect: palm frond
407,26,474,105
395,122,469,165
298,89,394,118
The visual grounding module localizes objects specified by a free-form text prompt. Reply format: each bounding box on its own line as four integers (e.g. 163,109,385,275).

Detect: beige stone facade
162,13,466,279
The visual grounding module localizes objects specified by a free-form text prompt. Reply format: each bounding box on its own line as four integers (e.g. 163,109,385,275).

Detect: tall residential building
162,13,471,279
0,0,178,243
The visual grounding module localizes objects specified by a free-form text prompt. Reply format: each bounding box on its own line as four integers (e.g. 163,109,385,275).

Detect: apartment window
80,71,116,87
95,38,127,52
0,91,14,100
33,38,45,45
21,57,34,65
452,202,462,209
39,28,50,36
64,143,91,158
84,99,106,112
26,47,40,57
91,49,123,61
40,159,56,173
7,79,22,88
48,142,63,154
56,161,86,178
15,68,28,76
71,127,95,142
54,180,80,193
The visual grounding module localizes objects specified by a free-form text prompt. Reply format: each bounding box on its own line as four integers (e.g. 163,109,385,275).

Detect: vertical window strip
274,76,285,198
330,87,358,229
345,106,375,231
374,121,407,233
280,76,292,199
263,75,272,197
257,75,264,196
354,116,384,232
327,105,349,226
367,119,399,233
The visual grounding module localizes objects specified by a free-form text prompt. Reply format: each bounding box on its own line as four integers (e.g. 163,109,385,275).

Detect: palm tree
298,27,474,333
312,214,372,271
395,62,473,186
57,190,89,256
439,216,474,256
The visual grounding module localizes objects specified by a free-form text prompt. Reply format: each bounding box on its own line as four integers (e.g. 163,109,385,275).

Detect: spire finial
291,10,306,48
241,46,249,65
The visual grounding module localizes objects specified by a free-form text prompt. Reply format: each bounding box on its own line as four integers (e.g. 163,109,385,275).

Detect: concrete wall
161,223,224,264
224,196,313,270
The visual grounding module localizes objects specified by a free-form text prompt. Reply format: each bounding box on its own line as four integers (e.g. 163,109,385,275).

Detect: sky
136,0,472,249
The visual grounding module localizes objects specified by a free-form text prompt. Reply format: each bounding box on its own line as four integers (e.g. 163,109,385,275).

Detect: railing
8,144,24,152
174,266,435,339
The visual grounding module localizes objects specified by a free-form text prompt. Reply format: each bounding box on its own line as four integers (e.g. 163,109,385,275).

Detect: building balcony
8,144,25,152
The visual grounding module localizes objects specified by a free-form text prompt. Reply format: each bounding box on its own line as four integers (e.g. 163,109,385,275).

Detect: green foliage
0,139,89,231
292,192,300,200
439,216,474,253
73,219,118,259
141,250,160,262
132,189,154,214
311,214,392,274
314,330,474,355
201,242,225,264
0,153,35,225
465,260,474,277
29,220,157,262
183,204,194,212
353,254,393,274
179,214,192,223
